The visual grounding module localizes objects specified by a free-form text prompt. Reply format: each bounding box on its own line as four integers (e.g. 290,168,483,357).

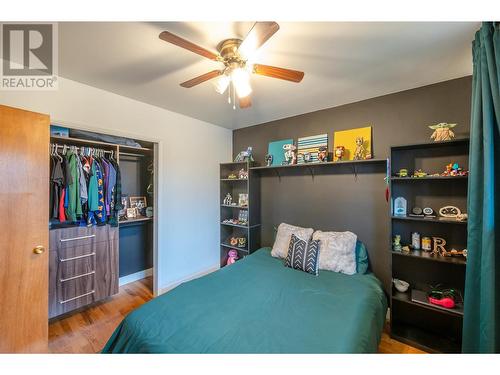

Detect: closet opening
48,126,158,320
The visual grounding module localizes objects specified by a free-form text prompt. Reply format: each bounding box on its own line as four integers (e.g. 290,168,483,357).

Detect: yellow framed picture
333,126,373,161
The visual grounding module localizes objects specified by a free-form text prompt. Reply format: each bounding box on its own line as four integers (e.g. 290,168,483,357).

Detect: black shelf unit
389,138,469,353
220,161,260,268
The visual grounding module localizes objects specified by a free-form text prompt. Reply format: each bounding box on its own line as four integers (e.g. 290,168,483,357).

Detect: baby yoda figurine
429,123,457,142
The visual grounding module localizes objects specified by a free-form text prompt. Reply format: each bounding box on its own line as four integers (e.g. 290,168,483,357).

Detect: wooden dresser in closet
48,225,119,318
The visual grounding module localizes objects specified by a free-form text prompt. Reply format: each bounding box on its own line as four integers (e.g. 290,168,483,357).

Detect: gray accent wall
233,76,472,290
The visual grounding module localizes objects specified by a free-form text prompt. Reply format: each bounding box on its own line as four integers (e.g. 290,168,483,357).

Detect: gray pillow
271,223,314,259
312,230,357,275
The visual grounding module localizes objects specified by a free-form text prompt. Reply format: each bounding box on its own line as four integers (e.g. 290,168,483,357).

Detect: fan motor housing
217,38,243,65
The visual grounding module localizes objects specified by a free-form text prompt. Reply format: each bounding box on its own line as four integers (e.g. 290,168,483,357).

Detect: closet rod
119,152,146,157
50,143,114,154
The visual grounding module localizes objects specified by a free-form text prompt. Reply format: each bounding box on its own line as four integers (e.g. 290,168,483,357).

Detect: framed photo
238,193,248,207
126,207,138,219
130,196,147,210
118,194,129,219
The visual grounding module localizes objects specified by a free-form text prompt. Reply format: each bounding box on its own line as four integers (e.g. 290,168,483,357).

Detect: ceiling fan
159,22,304,109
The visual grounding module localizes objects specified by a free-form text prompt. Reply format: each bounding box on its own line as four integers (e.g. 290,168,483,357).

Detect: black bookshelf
389,138,469,353
220,161,261,268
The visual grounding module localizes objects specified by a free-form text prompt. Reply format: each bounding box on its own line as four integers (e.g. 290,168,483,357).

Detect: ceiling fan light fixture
214,74,231,94
231,67,252,98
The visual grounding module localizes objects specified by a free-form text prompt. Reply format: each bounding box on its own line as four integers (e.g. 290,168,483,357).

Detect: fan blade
239,96,252,109
159,31,220,61
253,64,304,83
180,70,222,88
239,22,279,58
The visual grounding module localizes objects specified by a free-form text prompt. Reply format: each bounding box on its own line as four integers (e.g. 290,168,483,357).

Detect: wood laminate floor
48,277,426,354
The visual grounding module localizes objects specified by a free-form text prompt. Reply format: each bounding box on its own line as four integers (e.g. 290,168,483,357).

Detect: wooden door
0,104,50,353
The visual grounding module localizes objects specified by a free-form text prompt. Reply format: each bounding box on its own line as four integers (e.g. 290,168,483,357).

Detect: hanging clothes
94,159,106,224
108,159,121,227
87,157,99,226
64,150,83,222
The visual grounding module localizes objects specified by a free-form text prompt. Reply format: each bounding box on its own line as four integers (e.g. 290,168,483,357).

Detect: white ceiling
58,22,479,129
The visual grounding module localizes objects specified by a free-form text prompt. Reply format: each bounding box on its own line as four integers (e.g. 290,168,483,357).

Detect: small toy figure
397,168,408,177
226,249,239,266
318,146,328,162
412,169,427,178
223,193,232,206
282,143,297,165
227,173,237,179
234,147,255,162
238,168,248,179
303,152,312,163
353,137,366,160
393,235,402,252
334,146,345,162
429,123,457,142
238,237,247,248
230,237,238,246
265,154,273,166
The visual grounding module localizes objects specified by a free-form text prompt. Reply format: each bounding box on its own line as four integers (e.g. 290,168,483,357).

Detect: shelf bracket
307,165,315,180
274,168,281,182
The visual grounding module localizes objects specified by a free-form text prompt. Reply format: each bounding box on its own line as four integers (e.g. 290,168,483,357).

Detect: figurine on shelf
282,143,297,165
429,123,457,142
441,248,468,258
393,235,402,252
440,162,468,177
318,146,328,162
412,169,428,178
265,154,273,167
230,237,238,246
303,152,312,163
353,137,366,160
334,146,345,162
227,173,237,180
234,146,254,162
238,168,248,180
223,193,232,206
226,249,239,266
397,168,408,177
238,237,247,248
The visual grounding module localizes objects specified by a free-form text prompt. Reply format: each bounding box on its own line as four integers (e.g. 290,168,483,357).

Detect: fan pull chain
232,82,236,110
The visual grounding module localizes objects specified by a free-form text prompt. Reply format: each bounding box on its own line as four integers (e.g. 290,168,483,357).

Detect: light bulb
231,68,252,98
214,74,231,94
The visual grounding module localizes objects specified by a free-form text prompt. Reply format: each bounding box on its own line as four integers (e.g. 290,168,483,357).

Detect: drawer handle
60,234,96,243
59,290,95,304
60,271,96,283
59,252,96,262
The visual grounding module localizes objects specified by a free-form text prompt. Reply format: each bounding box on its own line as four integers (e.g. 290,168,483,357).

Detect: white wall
0,76,232,293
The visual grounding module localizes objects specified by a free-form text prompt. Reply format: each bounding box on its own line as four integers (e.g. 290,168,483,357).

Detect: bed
103,247,387,353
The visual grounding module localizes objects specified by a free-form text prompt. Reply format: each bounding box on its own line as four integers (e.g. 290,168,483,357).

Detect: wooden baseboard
119,268,153,286
158,264,219,295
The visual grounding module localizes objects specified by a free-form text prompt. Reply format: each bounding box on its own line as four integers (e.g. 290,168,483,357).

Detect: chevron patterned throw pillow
284,234,320,275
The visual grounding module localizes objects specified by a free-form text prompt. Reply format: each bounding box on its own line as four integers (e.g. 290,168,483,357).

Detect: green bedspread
103,248,387,353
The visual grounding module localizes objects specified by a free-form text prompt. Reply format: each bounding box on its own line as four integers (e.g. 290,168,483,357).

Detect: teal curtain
462,22,500,353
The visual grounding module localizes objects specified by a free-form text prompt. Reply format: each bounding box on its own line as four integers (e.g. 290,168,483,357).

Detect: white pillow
312,230,357,275
271,223,314,259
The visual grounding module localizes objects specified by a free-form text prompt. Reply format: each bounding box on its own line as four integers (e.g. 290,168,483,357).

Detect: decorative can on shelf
412,232,421,250
421,236,432,251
